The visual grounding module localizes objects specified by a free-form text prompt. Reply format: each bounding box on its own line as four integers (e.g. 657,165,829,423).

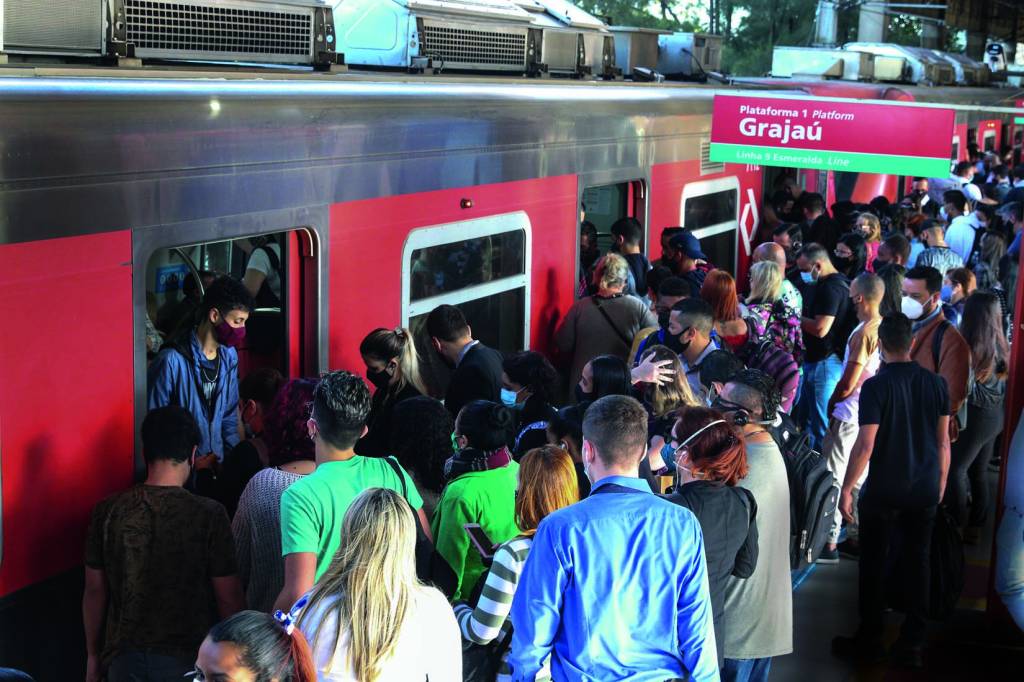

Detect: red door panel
0,232,134,596
327,176,579,375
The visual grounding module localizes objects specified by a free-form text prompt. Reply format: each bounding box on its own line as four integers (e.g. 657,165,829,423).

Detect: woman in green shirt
432,400,520,600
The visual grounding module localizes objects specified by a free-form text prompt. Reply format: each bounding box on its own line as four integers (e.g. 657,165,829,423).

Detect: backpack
736,318,800,412
461,569,514,682
774,420,840,570
245,244,284,354
383,457,458,599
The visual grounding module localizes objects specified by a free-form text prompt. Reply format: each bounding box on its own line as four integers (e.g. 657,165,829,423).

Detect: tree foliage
574,1,699,31
572,1,954,77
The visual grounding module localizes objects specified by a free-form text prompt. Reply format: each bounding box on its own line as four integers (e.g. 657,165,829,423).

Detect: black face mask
663,330,684,354
366,365,394,390
657,310,671,330
575,384,594,404
676,327,692,353
871,257,886,272
831,255,852,274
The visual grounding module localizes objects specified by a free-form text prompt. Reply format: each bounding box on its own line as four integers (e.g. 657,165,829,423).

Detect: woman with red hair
663,407,759,667
701,269,748,352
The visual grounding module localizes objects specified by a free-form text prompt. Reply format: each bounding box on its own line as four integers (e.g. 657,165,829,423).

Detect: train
0,65,1021,677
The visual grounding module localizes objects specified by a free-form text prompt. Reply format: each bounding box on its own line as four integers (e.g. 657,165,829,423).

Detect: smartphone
463,523,497,561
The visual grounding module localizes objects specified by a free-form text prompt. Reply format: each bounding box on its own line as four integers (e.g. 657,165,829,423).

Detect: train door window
582,181,645,253
681,177,740,276
145,230,303,379
951,135,960,168
967,127,977,151
983,128,996,152
403,212,531,395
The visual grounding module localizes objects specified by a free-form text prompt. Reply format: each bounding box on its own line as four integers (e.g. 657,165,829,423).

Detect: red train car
0,69,1020,677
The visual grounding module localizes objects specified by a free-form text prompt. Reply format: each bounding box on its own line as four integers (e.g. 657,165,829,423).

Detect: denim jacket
147,331,240,460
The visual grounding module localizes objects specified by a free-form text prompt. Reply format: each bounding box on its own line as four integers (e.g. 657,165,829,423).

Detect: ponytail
285,627,317,682
359,327,427,396
208,610,317,682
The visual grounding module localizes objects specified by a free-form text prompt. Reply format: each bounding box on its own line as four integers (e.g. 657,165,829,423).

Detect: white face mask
901,295,925,320
939,206,949,221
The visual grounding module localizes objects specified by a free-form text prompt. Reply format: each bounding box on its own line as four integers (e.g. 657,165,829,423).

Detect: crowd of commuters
79,160,1021,682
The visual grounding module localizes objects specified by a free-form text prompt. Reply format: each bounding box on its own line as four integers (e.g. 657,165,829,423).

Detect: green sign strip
1015,116,1024,125
709,142,951,177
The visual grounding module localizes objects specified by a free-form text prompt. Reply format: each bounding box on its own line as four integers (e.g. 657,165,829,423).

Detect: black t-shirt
802,272,852,362
623,252,651,295
858,362,950,510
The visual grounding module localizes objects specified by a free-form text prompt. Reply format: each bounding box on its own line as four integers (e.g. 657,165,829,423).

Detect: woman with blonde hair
295,488,461,681
636,343,698,435
452,445,579,681
355,327,427,457
744,260,804,365
856,213,883,271
556,252,657,393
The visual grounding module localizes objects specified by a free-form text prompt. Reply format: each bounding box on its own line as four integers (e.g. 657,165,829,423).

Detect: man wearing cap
667,230,715,297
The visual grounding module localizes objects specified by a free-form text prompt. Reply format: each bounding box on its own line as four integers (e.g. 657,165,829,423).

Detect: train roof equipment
0,0,338,68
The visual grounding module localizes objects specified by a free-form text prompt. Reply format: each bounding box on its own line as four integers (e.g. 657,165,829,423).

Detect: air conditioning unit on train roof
844,42,956,86
331,0,616,77
0,0,337,67
928,50,991,86
771,46,874,81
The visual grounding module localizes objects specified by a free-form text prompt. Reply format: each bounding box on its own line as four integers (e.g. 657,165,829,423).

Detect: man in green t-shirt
273,370,426,612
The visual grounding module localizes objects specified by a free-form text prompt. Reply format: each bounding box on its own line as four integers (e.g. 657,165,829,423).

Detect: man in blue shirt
148,276,252,466
509,395,719,681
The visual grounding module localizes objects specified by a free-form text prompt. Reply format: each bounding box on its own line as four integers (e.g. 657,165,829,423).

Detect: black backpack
773,417,840,570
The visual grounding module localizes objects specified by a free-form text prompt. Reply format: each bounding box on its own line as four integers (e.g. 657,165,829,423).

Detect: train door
581,178,648,253
135,217,325,471
681,177,740,276
951,135,961,168
983,126,997,153
401,212,532,399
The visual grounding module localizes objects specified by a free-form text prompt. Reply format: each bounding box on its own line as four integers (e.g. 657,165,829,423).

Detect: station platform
774,470,1024,680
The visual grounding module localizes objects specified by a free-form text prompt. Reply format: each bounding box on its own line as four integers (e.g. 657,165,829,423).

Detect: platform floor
772,470,1024,680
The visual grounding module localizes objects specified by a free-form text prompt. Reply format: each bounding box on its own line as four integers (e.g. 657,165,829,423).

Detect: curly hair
727,368,782,422
502,351,560,404
389,396,453,495
265,378,318,467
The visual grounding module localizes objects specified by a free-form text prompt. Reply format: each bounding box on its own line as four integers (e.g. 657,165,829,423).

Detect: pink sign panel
710,94,955,176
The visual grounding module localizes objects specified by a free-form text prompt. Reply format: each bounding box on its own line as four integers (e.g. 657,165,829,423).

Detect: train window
145,231,293,377
403,212,531,353
967,128,977,150
582,181,645,253
681,177,740,275
983,129,996,152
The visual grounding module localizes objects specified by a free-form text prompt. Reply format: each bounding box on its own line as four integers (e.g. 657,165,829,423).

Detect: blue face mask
500,387,523,409
800,270,815,284
940,284,954,303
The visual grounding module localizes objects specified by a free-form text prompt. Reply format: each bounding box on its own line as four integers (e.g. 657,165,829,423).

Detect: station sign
709,94,955,177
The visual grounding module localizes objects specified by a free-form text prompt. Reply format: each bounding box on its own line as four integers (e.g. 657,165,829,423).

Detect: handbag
383,457,458,599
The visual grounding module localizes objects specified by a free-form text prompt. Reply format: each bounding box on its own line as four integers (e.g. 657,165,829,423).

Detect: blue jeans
721,657,772,682
795,354,843,452
996,508,1024,631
